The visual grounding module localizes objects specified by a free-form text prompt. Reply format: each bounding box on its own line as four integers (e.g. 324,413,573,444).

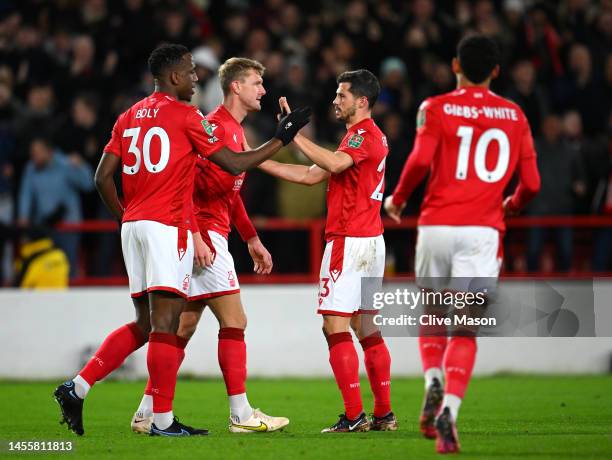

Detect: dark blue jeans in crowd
51,230,79,279
527,227,573,272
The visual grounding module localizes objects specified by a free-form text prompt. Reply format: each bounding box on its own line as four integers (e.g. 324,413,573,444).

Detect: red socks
443,336,477,398
79,322,146,386
144,335,188,397
419,334,448,373
327,332,362,420
359,332,392,417
218,327,247,396
147,332,187,413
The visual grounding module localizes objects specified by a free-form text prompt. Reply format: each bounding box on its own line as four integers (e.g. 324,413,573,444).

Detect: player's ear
231,80,240,95
491,65,500,81
169,70,179,86
451,58,461,75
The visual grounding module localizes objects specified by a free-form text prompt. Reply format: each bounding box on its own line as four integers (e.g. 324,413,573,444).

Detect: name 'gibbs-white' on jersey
103,92,218,230
193,105,245,238
407,87,536,231
325,118,388,241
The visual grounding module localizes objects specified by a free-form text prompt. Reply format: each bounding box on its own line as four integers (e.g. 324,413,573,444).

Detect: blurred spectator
556,43,605,135
415,59,454,105
13,83,57,173
54,93,108,218
591,112,612,272
0,79,17,283
505,59,550,135
0,0,610,278
382,112,412,197
527,114,587,272
271,123,326,219
14,225,69,289
192,46,223,114
376,57,410,116
17,138,93,277
524,3,564,83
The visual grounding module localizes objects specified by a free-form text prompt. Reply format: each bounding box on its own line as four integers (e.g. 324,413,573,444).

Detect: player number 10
455,126,509,183
123,126,170,175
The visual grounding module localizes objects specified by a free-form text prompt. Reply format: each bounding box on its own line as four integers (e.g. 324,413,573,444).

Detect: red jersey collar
348,117,374,132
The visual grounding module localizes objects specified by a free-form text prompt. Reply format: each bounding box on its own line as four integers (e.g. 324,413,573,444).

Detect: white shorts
121,220,194,298
415,225,501,290
317,235,385,317
188,230,240,301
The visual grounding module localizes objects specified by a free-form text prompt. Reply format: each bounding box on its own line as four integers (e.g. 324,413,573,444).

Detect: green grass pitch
1,376,611,459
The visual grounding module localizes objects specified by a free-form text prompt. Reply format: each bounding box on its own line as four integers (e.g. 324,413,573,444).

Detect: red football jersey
393,87,537,231
325,118,388,240
193,105,246,238
104,91,217,230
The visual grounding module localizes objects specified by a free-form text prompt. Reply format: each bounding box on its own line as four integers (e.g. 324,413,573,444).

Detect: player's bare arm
259,160,329,185
277,96,353,174
207,107,311,175
94,152,124,221
293,134,354,174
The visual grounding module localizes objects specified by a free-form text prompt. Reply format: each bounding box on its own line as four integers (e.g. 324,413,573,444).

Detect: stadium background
0,0,610,285
0,0,611,368
0,1,611,458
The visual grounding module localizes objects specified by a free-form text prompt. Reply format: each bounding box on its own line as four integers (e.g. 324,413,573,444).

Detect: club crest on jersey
201,120,217,136
207,136,220,143
416,108,426,129
347,134,364,148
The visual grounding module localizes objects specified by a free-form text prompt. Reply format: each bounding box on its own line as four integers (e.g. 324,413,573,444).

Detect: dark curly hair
147,43,190,78
457,34,501,84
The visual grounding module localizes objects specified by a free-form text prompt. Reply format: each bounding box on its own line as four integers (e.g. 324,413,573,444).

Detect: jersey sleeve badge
202,120,214,136
347,134,364,148
416,107,426,128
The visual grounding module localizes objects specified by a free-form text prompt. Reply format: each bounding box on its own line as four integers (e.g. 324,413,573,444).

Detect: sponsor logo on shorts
182,274,191,291
228,271,236,288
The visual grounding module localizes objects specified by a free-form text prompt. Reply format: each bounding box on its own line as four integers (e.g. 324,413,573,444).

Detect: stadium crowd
0,0,610,282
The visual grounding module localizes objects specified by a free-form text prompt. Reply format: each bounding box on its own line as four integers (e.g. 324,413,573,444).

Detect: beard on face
336,102,357,122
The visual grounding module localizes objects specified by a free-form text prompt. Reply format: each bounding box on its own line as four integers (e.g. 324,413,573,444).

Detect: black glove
274,107,311,146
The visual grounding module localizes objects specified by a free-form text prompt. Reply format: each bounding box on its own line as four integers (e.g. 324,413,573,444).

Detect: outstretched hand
274,102,311,145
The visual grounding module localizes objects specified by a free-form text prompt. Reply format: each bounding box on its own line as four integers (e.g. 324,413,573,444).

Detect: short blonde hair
218,57,265,95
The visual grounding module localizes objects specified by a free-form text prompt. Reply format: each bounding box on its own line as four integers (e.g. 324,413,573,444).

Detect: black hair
457,35,501,84
336,69,381,108
148,43,190,78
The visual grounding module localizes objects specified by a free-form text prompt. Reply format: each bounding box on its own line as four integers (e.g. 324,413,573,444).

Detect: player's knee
134,319,151,338
218,312,247,330
177,317,199,340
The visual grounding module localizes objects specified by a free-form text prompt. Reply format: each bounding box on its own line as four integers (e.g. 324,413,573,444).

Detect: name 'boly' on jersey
103,91,218,230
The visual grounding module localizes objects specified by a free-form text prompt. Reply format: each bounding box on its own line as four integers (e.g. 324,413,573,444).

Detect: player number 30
455,126,510,183
122,126,170,175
